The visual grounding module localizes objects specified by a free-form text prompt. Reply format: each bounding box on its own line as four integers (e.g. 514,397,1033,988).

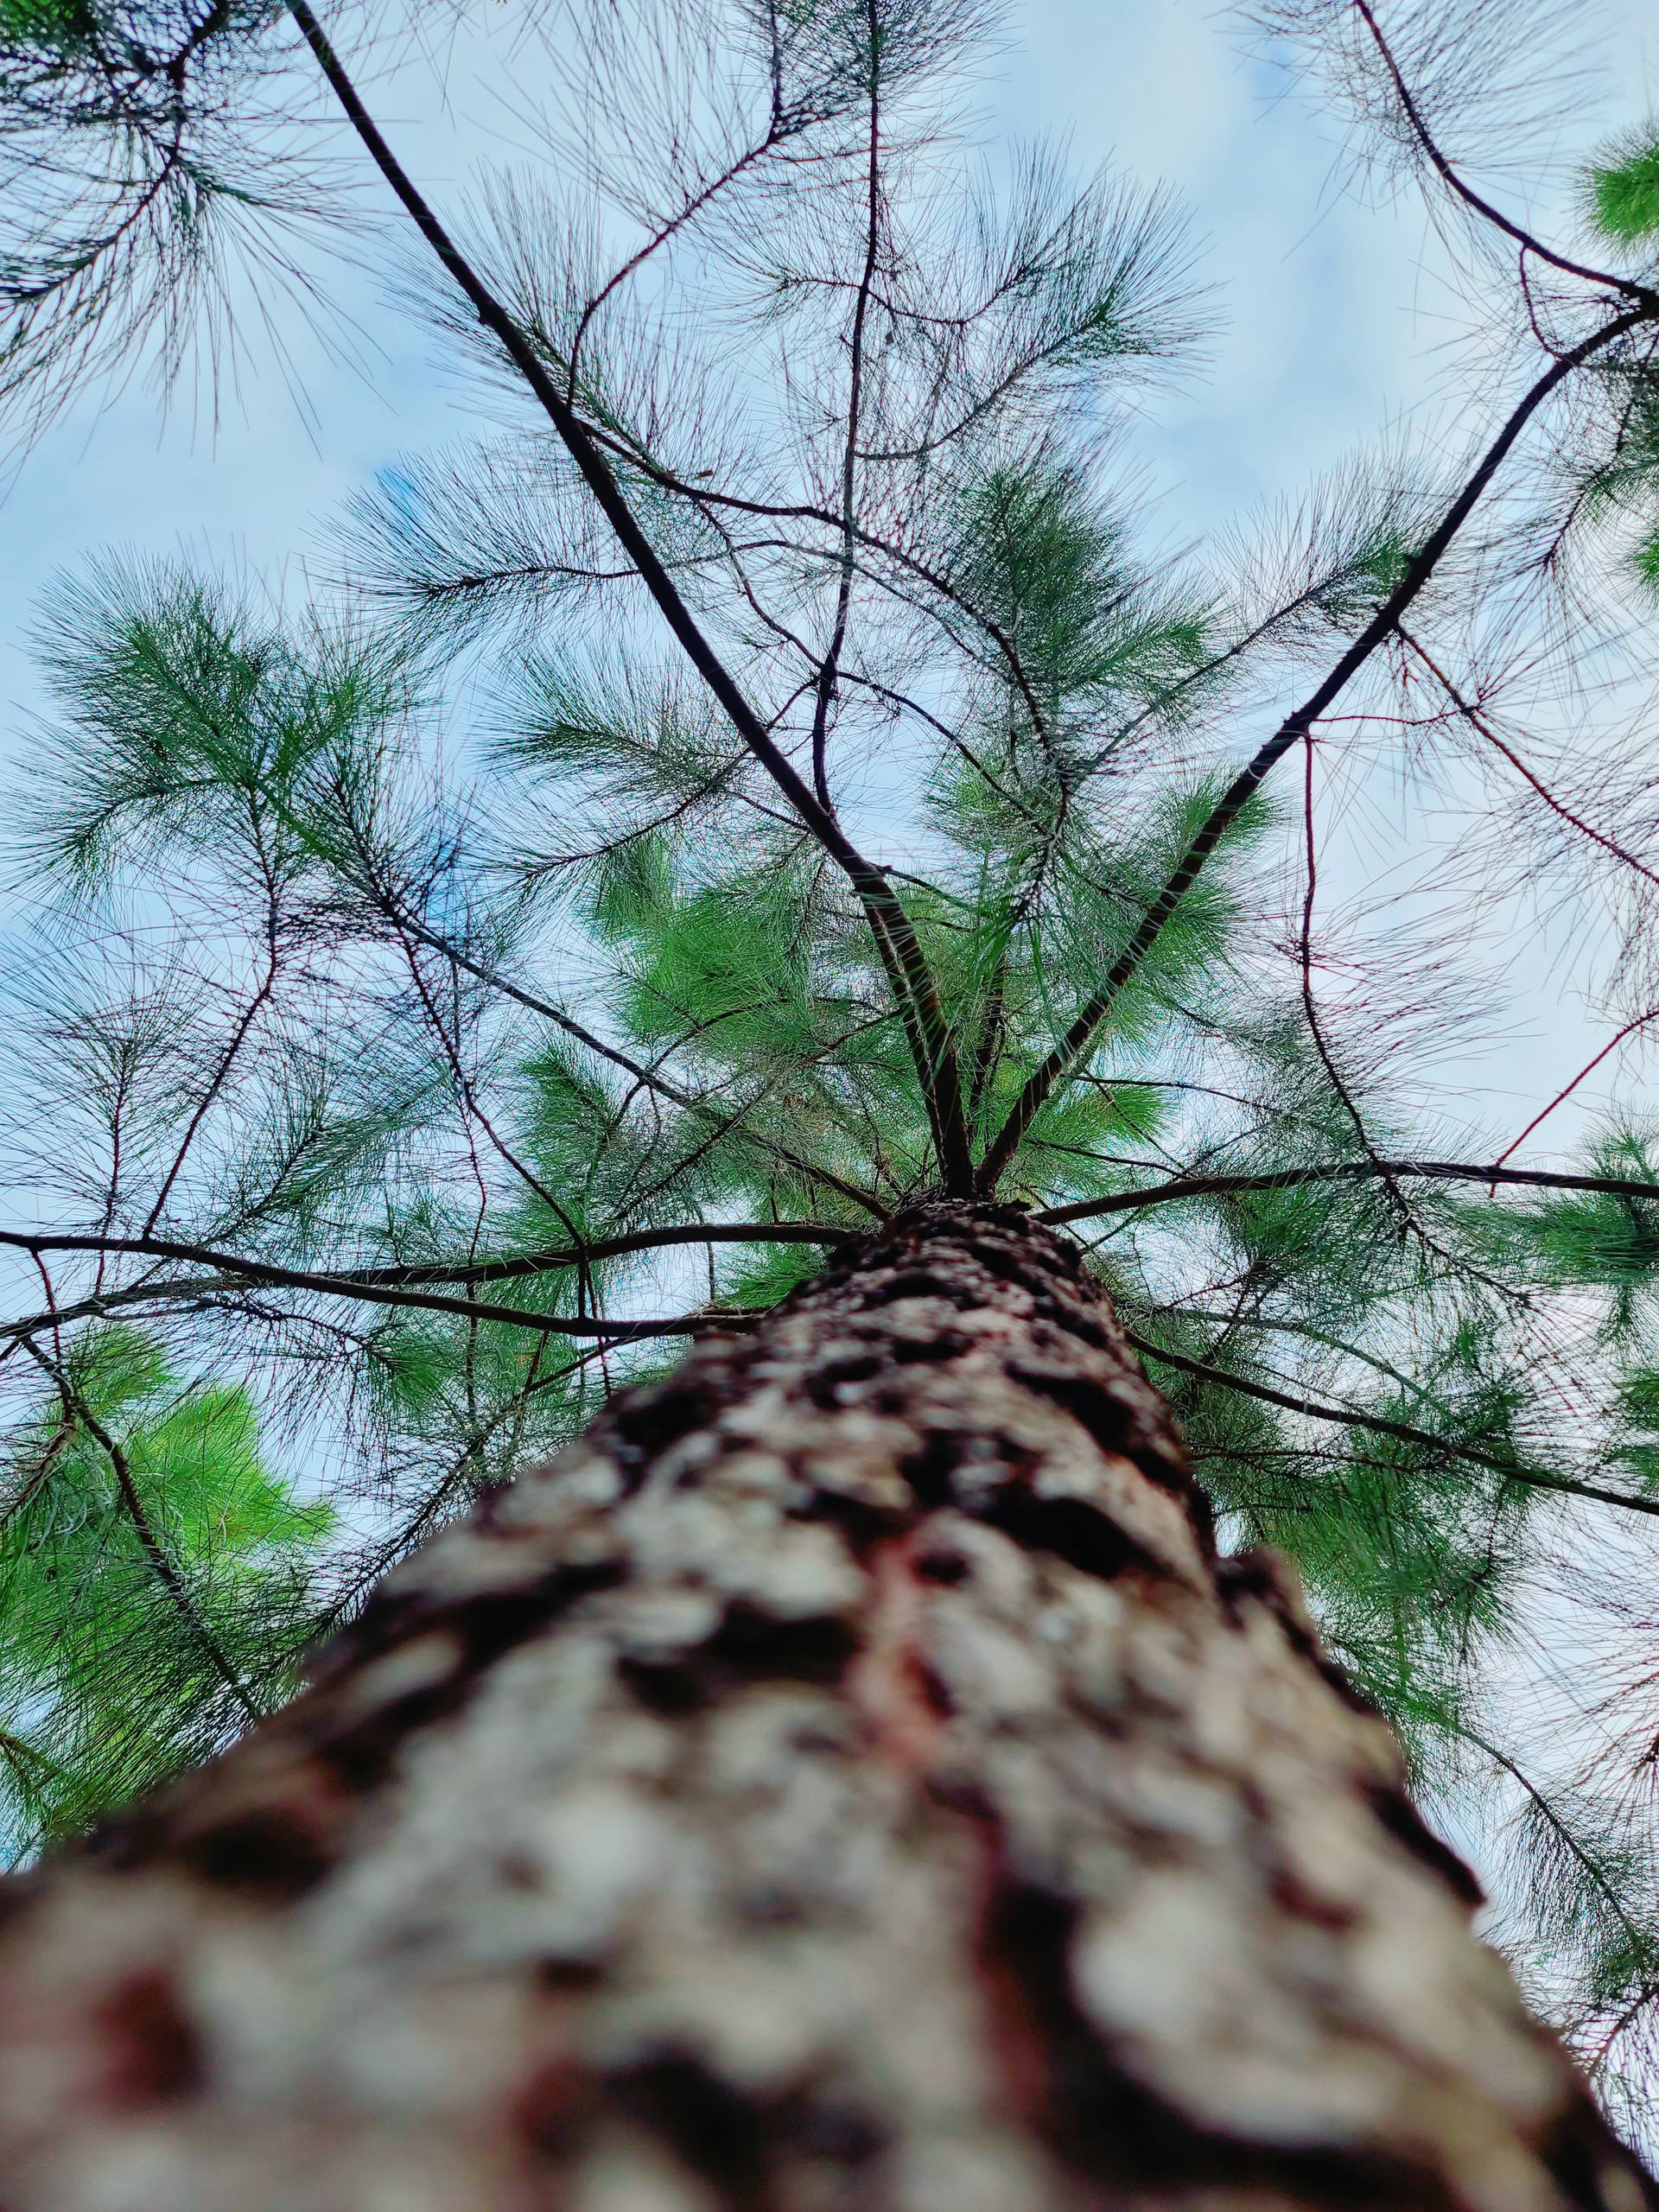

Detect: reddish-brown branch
806,10,880,820
1398,626,1659,896
1348,0,1659,312
1492,1007,1659,1172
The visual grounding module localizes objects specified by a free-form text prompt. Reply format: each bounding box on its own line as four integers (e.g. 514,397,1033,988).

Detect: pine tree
4,0,1659,2198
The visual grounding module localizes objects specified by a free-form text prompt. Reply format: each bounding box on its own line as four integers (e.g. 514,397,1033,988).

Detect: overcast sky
3,0,1656,1154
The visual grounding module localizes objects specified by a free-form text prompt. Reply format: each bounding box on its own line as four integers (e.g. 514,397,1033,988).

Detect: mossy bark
0,1205,1649,2210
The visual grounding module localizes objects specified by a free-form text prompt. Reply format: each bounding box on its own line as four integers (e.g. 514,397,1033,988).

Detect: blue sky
10,2,1651,627
2,0,1656,1147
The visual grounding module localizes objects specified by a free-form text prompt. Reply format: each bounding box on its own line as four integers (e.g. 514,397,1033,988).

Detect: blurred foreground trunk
0,1204,1649,2211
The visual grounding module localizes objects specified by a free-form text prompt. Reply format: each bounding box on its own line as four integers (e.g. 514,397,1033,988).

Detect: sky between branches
1,0,1655,1163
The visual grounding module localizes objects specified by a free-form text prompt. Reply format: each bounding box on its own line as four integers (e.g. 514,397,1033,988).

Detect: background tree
4,0,1659,2196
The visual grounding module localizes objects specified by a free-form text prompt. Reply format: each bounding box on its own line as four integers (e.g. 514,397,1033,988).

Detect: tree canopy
5,0,1659,2139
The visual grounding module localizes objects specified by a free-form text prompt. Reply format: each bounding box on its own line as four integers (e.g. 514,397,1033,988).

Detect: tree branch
142,830,281,1236
1348,0,1659,312
355,905,887,1220
280,0,975,1192
977,306,1653,1192
1125,1329,1659,1522
0,1222,849,1344
1446,1719,1644,1950
1293,733,1518,1300
14,1337,264,1725
1397,625,1659,897
577,426,1059,753
1039,1157,1659,1225
0,1228,764,1343
1492,1007,1659,1173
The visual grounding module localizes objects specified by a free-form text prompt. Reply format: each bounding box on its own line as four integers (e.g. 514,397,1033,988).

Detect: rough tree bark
0,1205,1649,2211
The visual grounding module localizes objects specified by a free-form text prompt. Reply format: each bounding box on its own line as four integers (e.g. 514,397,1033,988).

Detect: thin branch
1295,731,1515,1296
385,895,586,1245
309,1346,618,1635
1493,1007,1659,1172
1125,1329,1659,1522
0,1726,69,1784
797,28,961,1183
365,906,886,1219
855,307,1127,465
280,0,975,1192
1079,578,1338,774
581,426,1060,753
565,121,794,404
1039,1157,1659,1225
1397,626,1659,897
1348,0,1659,312
0,1401,77,1532
1299,733,1378,1169
1154,1302,1433,1405
0,1229,746,1343
14,1336,264,1725
1446,1719,1645,1950
977,305,1654,1192
143,870,281,1237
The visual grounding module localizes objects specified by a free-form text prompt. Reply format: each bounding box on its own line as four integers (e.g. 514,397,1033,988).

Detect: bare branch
0,1227,754,1344
143,836,282,1236
1293,732,1519,1300
0,1221,852,1346
363,906,887,1220
14,1334,264,1725
1493,1008,1659,1173
1039,1158,1659,1224
1397,625,1659,897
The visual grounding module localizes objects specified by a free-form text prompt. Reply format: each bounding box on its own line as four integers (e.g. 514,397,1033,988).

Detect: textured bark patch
1363,1778,1488,1909
0,1203,1649,2212
166,1798,342,1900
611,1374,731,1460
975,1870,1470,2209
618,1601,861,1717
92,1970,201,2107
849,1533,953,1773
87,1554,628,1900
613,2049,777,2202
979,1486,1161,1581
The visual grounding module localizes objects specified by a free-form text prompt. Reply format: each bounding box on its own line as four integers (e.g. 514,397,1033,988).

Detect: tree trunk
0,1203,1648,2212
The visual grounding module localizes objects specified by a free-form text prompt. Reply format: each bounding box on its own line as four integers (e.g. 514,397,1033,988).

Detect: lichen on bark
0,1205,1649,2210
